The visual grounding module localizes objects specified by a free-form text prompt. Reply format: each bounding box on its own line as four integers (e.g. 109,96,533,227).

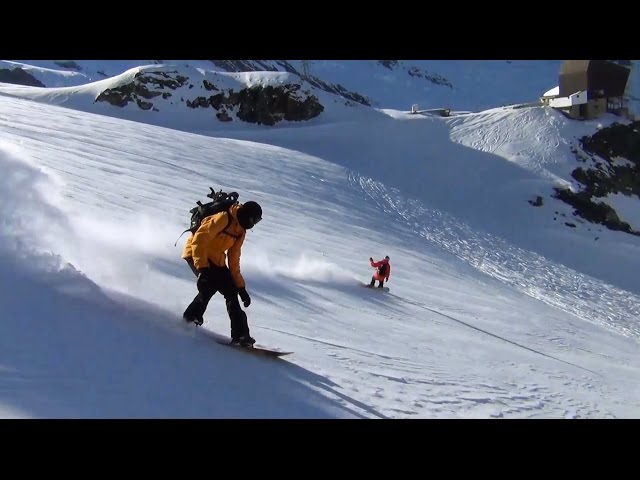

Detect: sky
0,60,639,418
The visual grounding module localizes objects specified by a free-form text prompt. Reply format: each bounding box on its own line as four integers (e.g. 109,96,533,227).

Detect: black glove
238,287,251,308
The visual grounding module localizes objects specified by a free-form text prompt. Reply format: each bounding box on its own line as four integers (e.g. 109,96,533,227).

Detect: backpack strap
174,228,191,246
220,206,240,239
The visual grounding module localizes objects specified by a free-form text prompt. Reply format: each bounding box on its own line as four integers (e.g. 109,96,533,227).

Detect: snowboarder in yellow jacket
182,200,263,347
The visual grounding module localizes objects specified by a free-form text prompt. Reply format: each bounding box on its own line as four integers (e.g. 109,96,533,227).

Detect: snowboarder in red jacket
369,256,391,288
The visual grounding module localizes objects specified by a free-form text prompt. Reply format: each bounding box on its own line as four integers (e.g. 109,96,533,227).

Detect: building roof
559,60,630,98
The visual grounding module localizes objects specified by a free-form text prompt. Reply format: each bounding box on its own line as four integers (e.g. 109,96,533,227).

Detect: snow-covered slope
1,93,639,418
1,60,639,418
0,64,383,132
1,64,638,295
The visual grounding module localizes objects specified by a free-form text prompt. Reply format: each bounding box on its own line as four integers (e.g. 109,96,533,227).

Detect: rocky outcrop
210,60,372,107
528,195,544,207
94,68,324,125
304,75,369,107
208,60,456,105
0,67,45,87
376,61,453,88
552,121,640,236
407,66,453,88
378,60,399,70
210,60,279,73
95,70,188,110
53,60,82,71
186,84,324,126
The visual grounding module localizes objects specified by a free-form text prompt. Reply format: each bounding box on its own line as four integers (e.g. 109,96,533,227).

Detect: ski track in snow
448,107,566,179
351,174,640,342
263,323,618,418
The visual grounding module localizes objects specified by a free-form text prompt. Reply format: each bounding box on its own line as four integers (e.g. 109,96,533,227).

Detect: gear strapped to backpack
174,187,240,245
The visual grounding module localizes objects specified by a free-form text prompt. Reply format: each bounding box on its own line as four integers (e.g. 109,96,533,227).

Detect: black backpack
175,187,239,244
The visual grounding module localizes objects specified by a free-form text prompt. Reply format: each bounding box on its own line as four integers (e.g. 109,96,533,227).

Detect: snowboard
198,328,293,358
359,282,390,293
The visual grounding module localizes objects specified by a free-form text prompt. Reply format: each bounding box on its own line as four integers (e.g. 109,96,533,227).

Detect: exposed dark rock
247,84,324,124
203,79,218,91
379,60,399,70
212,60,453,105
216,110,232,122
187,84,323,125
208,92,224,109
528,195,544,207
274,60,371,107
95,68,323,125
136,99,153,110
209,60,279,73
553,188,636,234
552,121,640,236
136,71,189,90
210,60,371,107
580,121,640,170
95,70,189,109
0,68,45,87
186,96,210,108
407,66,453,88
54,60,81,71
325,82,370,107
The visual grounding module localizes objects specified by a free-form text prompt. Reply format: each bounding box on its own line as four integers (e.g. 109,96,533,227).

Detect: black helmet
237,201,262,230
385,255,390,260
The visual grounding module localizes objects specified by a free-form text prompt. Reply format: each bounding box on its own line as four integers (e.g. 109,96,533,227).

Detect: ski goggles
247,215,262,228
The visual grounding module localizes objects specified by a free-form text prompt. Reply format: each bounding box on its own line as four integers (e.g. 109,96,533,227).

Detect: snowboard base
198,328,293,357
359,282,390,293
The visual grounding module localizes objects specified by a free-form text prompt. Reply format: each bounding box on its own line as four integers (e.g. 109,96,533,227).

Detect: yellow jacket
182,233,194,259
189,203,247,288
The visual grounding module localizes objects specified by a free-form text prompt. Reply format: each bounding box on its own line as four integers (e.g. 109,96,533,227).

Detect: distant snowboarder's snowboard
359,282,390,293
198,328,293,358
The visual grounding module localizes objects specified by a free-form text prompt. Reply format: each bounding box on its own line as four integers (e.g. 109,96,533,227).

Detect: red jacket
370,258,391,281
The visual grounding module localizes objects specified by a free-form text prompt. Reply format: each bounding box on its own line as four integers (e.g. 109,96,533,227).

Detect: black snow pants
183,265,250,339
